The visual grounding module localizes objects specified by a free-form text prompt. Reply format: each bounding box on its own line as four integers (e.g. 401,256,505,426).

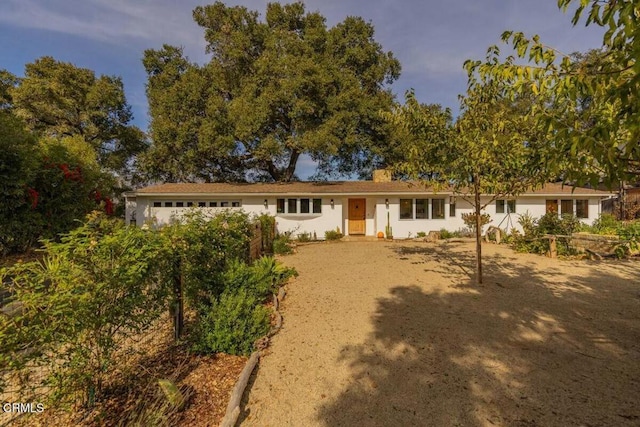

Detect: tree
391,84,548,285
464,0,640,188
141,1,400,182
9,57,147,176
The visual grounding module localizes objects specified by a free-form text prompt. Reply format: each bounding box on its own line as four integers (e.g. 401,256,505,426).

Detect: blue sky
1,1,605,178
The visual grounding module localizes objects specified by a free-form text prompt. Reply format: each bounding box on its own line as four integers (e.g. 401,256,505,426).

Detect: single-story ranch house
124,172,614,239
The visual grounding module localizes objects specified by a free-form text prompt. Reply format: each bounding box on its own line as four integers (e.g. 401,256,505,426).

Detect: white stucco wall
129,193,606,239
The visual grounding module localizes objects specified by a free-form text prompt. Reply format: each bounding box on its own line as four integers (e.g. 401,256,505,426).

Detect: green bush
0,212,170,405
193,288,270,356
514,212,580,256
297,232,312,242
416,231,427,238
461,212,491,231
324,230,343,241
222,257,297,301
273,234,293,254
587,213,619,235
438,229,454,239
163,210,254,305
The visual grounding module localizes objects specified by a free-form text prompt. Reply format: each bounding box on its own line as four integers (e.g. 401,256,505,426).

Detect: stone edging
218,285,287,427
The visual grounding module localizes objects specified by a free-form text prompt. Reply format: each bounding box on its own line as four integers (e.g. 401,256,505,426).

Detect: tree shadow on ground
316,244,640,426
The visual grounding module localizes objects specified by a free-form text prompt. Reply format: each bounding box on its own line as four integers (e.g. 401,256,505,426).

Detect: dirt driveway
240,241,640,427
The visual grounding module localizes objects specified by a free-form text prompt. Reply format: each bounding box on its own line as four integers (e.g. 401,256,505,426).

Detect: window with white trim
496,199,516,214
277,198,322,214
432,199,445,219
576,200,589,218
400,198,446,220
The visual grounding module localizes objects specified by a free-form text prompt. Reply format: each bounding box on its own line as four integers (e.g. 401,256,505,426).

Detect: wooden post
548,236,557,259
173,256,184,341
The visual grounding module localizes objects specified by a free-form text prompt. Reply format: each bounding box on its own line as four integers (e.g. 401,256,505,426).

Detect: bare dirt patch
241,240,640,426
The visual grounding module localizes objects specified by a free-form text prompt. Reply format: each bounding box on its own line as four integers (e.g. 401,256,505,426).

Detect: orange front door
348,199,366,235
546,199,558,214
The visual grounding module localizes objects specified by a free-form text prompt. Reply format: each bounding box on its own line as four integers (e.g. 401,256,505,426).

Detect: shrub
416,231,427,238
0,212,170,406
589,213,619,235
461,213,491,232
193,288,270,356
297,232,312,242
615,221,640,257
162,210,254,305
222,257,297,301
438,229,454,239
273,233,293,254
514,212,580,256
324,230,343,241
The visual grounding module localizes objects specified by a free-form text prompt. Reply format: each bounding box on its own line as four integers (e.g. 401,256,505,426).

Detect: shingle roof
133,181,612,197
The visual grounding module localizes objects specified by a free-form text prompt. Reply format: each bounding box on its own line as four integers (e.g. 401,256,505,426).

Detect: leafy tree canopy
390,81,549,284
7,57,147,175
464,0,640,187
140,1,400,182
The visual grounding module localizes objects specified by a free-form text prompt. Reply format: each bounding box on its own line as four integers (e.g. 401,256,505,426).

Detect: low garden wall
571,233,620,254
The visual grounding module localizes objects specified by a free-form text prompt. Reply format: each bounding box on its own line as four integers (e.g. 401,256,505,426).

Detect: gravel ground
240,240,640,427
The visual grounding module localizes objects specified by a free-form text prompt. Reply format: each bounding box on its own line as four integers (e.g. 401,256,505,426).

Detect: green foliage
464,1,640,186
222,257,297,301
0,110,40,254
585,213,619,235
614,221,640,258
297,232,312,243
514,212,581,255
273,233,293,255
192,288,271,356
9,57,146,175
416,231,427,238
461,213,491,231
162,210,254,305
0,212,169,405
324,230,343,241
438,229,456,239
141,2,401,182
389,80,549,284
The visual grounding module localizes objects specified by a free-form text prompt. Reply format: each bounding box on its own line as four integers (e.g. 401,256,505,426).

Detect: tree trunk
474,180,483,285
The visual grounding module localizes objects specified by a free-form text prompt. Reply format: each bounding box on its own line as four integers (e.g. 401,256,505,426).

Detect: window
416,199,428,219
164,201,173,207
277,198,322,214
432,199,445,219
288,199,297,213
300,198,310,214
231,201,241,207
153,201,161,207
313,199,322,214
497,199,516,213
187,202,194,207
400,199,413,219
507,200,516,213
576,200,589,218
198,202,206,207
449,201,456,217
496,199,505,214
561,200,573,215
176,202,184,207
220,201,229,207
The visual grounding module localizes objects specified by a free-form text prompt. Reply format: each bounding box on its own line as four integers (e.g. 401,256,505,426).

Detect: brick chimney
372,169,392,183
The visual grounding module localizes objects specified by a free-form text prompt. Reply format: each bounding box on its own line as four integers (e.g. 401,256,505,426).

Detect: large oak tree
140,1,400,182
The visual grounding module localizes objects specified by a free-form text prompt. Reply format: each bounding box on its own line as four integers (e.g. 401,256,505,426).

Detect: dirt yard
240,240,640,427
